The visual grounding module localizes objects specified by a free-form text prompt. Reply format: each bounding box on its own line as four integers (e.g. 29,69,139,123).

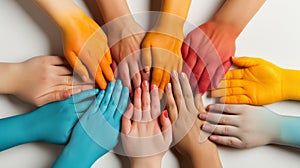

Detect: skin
96,0,147,95
199,104,300,149
211,57,300,105
121,81,172,168
182,0,266,94
141,0,192,97
165,71,222,168
0,56,93,106
34,0,114,89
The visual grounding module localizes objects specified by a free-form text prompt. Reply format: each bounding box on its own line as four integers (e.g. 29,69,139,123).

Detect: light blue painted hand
0,89,99,151
53,80,129,168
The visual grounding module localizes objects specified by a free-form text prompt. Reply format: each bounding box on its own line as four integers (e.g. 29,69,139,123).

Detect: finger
105,80,123,117
52,66,72,76
118,63,132,95
111,60,118,78
202,123,239,137
122,103,134,134
141,47,152,72
35,91,71,106
197,66,212,94
178,73,195,112
141,80,151,121
87,90,105,116
183,50,198,79
190,58,206,94
114,86,130,121
232,57,258,67
151,67,163,89
130,62,142,89
141,66,150,83
199,112,239,126
211,87,246,98
65,52,89,82
73,99,94,115
100,82,115,112
181,36,191,60
217,79,245,89
100,58,115,82
207,104,241,115
160,110,171,132
209,135,244,149
165,83,178,123
104,49,112,64
133,88,142,121
151,84,161,119
159,71,171,98
225,69,244,80
72,89,99,104
194,94,205,112
220,95,252,104
212,60,232,88
170,71,185,111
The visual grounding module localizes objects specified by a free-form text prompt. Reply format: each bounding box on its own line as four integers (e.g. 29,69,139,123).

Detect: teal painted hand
53,80,129,168
0,89,99,151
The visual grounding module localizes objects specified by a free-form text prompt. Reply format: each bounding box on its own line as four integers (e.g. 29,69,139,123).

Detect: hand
53,80,129,168
120,81,171,168
62,9,114,89
0,89,98,151
211,57,285,105
182,21,235,94
199,104,281,149
13,56,93,106
165,72,222,168
142,29,183,96
107,16,147,94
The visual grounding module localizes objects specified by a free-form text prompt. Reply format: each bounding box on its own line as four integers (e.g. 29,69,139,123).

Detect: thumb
160,110,171,132
232,56,258,68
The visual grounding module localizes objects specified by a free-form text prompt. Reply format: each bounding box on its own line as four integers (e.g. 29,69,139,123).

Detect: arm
34,0,114,90
211,57,300,105
0,56,93,106
182,0,266,94
0,90,98,151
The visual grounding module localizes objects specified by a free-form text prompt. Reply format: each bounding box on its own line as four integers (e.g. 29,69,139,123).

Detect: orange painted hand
62,10,114,89
141,30,183,96
211,57,286,105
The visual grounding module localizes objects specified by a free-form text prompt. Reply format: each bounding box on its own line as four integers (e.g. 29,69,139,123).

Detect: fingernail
144,80,149,88
210,135,217,141
172,70,178,77
167,83,171,90
198,113,207,120
151,84,157,90
164,111,169,118
144,66,150,72
180,73,186,79
202,124,211,131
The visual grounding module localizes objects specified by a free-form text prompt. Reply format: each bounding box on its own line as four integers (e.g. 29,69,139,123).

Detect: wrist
277,115,300,148
130,156,162,168
202,19,240,40
0,63,21,94
281,69,300,100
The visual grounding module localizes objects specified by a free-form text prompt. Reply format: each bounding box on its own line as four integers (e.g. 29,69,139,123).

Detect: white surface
0,0,300,167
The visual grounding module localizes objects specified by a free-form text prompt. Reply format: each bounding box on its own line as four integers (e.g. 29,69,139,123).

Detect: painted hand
211,57,285,105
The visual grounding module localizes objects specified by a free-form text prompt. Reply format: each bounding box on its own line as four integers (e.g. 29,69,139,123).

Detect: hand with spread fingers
53,81,129,168
96,0,147,94
120,80,172,168
199,104,300,149
141,0,192,96
0,89,98,151
0,56,94,106
211,57,300,105
34,0,114,89
165,71,222,168
182,0,266,94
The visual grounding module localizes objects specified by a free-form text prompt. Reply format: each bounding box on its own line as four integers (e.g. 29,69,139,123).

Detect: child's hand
211,57,285,105
121,81,172,168
53,81,129,168
13,56,93,106
199,104,281,148
62,10,114,89
182,21,235,94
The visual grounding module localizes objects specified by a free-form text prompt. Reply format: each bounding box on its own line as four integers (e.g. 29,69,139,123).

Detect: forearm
189,142,222,168
282,69,300,100
0,114,35,151
210,0,266,37
0,63,19,94
277,115,300,148
33,0,83,29
130,158,162,168
96,0,132,23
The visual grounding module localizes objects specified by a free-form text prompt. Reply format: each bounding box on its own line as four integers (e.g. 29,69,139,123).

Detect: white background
0,0,300,167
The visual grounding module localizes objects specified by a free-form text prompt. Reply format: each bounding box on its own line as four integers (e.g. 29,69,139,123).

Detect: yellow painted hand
62,10,114,89
211,57,286,105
